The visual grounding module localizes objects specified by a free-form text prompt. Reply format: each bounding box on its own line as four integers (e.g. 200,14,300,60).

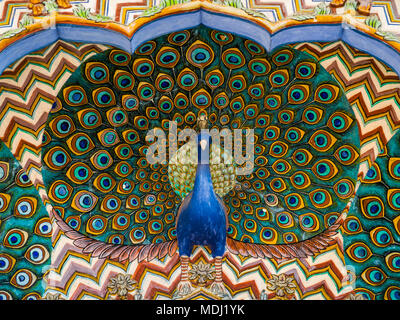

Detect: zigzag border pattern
44,233,353,300
0,40,110,198
292,41,400,178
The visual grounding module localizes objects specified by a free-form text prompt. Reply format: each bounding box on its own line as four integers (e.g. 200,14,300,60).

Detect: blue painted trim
200,10,271,51
130,11,202,53
1,8,400,78
57,24,131,52
0,28,58,73
270,23,343,50
130,10,271,52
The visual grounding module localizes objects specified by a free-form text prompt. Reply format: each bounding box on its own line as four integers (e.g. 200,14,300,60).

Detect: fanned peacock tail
343,130,400,300
42,26,360,259
0,141,51,300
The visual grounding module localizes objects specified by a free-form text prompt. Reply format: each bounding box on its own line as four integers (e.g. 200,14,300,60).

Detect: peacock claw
176,281,194,296
210,281,227,297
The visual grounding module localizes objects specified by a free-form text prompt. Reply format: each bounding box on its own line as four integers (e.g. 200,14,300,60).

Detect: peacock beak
200,139,207,151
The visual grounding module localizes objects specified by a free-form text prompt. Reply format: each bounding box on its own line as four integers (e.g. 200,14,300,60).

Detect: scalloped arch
0,2,400,78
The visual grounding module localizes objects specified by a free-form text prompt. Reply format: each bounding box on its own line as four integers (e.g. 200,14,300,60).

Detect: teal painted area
344,131,400,300
0,142,51,300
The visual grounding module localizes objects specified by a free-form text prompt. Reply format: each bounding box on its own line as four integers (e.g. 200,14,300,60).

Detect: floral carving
266,274,297,299
189,261,215,285
345,293,367,300
107,273,137,300
43,293,66,300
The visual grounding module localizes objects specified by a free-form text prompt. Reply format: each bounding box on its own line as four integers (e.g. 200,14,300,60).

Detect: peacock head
197,113,208,131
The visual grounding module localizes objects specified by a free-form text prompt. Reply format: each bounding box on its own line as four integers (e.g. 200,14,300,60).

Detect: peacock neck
192,163,215,199
191,133,216,200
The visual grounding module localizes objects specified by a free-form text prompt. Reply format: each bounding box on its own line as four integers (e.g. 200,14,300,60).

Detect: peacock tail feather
343,130,400,300
0,141,51,300
42,26,360,258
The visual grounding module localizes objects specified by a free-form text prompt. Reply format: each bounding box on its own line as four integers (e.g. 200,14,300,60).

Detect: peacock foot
210,281,227,297
176,280,194,296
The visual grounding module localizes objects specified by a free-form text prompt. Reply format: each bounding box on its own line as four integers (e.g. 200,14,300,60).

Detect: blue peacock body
176,132,227,258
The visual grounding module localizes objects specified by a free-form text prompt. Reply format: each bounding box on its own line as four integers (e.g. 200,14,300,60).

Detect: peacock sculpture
36,25,361,296
39,25,362,296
